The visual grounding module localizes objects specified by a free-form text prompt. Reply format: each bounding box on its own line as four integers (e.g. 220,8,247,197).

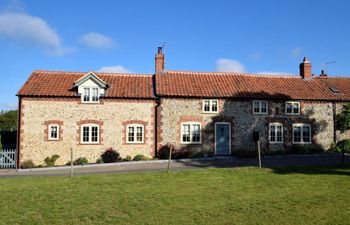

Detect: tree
0,110,18,131
335,103,350,164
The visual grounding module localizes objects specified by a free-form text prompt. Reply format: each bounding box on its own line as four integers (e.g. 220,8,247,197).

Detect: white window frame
180,122,202,144
81,86,100,103
269,122,283,144
48,124,59,141
285,101,300,115
126,124,145,144
252,100,268,114
80,124,99,144
292,123,311,144
202,99,219,113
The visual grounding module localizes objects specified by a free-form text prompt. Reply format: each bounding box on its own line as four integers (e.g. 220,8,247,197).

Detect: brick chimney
299,57,312,79
155,47,164,74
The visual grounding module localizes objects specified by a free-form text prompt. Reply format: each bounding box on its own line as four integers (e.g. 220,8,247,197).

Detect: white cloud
257,71,296,76
0,12,72,55
81,32,115,49
291,47,303,57
250,52,262,60
97,65,133,73
216,58,245,72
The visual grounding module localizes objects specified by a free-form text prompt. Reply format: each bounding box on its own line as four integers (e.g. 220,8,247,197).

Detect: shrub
96,158,104,164
123,155,132,161
172,149,193,159
133,154,151,161
101,148,121,163
336,139,350,153
157,144,175,159
73,157,88,165
44,154,60,167
20,160,35,169
233,150,257,158
329,142,341,153
288,145,323,154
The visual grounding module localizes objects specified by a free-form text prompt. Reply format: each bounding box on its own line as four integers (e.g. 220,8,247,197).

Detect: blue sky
0,0,349,110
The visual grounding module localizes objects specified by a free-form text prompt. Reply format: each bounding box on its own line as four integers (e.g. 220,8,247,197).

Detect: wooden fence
0,149,16,169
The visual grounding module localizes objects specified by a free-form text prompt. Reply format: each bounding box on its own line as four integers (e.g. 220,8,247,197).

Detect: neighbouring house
17,47,350,166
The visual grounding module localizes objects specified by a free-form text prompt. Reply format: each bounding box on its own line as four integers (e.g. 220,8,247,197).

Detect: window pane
270,125,276,142
293,126,301,143
50,126,58,139
192,124,200,142
128,127,134,142
253,102,260,113
286,103,292,114
136,126,143,142
204,100,210,112
92,88,99,102
84,88,90,102
276,125,282,142
83,126,89,142
182,125,190,142
211,100,218,112
91,126,98,142
302,126,310,143
261,102,267,113
293,103,299,114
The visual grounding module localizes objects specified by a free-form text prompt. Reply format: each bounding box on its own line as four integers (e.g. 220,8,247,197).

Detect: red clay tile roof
156,70,350,101
17,70,155,99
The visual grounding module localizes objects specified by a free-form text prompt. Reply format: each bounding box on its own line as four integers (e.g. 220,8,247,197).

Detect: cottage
17,48,350,166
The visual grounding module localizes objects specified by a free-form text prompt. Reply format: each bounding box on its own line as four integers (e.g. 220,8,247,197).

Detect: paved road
0,154,349,178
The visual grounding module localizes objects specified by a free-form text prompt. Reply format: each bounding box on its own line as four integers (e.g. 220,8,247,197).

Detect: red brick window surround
177,116,203,145
122,120,148,145
77,120,103,145
44,120,63,141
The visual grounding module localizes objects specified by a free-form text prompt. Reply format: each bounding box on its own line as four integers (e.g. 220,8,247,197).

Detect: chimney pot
155,47,165,74
300,56,312,79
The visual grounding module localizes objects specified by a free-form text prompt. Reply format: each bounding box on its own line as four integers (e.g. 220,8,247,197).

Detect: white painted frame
285,101,300,115
80,124,100,144
81,86,100,103
48,124,59,141
202,99,219,113
292,123,312,144
268,122,283,144
214,122,231,155
180,122,202,144
126,124,145,144
252,100,268,115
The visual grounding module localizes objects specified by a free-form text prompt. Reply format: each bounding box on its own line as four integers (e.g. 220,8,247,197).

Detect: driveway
0,154,349,178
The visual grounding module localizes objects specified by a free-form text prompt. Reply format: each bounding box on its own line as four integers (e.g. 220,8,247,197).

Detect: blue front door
215,123,230,155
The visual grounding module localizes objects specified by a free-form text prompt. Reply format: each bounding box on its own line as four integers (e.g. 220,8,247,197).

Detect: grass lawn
0,166,349,225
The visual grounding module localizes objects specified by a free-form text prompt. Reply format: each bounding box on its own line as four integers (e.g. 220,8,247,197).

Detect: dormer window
74,71,108,104
83,87,99,103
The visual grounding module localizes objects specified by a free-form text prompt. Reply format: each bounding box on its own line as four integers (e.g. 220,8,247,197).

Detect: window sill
202,111,219,114
180,142,202,145
124,142,147,145
79,143,101,145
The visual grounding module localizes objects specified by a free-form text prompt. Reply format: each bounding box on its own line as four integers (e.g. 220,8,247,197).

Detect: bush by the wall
336,139,350,153
123,155,132,161
20,160,35,169
73,157,88,165
329,142,341,153
96,158,103,164
157,144,174,159
232,150,257,158
44,154,60,167
101,148,121,163
133,154,151,161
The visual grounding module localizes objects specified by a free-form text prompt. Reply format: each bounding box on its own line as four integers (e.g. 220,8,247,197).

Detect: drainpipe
154,98,160,157
332,101,337,143
16,96,22,169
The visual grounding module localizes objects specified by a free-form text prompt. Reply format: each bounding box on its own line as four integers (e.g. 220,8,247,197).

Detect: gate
0,149,16,169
